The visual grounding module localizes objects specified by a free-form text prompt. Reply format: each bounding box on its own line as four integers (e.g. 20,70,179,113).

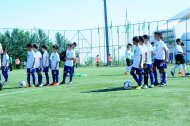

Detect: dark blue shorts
153,59,165,69
36,67,42,72
2,66,9,73
64,65,73,73
27,68,36,74
43,67,49,73
131,67,143,74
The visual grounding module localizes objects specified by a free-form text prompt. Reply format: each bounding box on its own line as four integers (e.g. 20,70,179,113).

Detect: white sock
172,65,179,72
183,64,187,74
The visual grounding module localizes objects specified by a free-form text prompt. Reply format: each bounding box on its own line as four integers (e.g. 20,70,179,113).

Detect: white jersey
2,53,9,66
132,45,143,68
140,44,148,64
154,40,166,60
50,52,60,70
146,43,153,64
65,50,75,67
175,45,183,55
27,50,36,68
125,49,133,59
35,51,42,68
42,51,49,67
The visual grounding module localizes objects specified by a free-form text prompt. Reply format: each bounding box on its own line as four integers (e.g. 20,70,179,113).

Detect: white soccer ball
18,81,27,88
123,81,132,90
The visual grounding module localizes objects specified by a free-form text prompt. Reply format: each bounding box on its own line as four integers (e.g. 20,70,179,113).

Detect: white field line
0,79,123,97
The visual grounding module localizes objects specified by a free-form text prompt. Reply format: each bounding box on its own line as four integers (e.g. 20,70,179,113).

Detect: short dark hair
132,36,140,43
3,47,7,52
26,43,32,48
127,43,132,47
151,42,154,45
154,31,162,36
176,38,181,43
52,45,59,49
73,42,77,47
139,36,144,43
143,34,149,40
33,44,39,49
42,45,48,50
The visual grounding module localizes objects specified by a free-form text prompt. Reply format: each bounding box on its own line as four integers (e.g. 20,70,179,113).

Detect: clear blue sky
0,0,190,30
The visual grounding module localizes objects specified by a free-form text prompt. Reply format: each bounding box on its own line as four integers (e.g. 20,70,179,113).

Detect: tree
55,32,69,53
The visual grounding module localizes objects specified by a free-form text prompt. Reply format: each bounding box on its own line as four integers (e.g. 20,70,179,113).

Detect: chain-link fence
1,17,190,66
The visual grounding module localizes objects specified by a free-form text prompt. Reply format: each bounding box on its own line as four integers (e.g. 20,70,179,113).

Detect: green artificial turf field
0,66,189,126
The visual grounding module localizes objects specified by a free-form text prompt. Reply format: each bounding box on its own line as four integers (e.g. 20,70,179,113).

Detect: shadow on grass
99,74,125,77
81,86,137,93
3,86,20,90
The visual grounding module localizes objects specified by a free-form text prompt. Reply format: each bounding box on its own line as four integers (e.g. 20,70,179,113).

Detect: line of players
1,42,76,87
125,32,188,90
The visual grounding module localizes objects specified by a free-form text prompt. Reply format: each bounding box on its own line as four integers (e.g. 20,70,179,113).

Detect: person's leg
44,67,49,84
130,67,139,84
144,67,148,86
182,63,187,75
2,67,6,81
137,70,143,87
4,67,8,82
55,70,59,83
27,70,30,86
69,66,73,83
31,69,36,86
63,66,68,83
52,70,55,83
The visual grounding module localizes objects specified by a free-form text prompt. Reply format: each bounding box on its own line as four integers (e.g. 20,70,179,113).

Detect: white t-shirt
2,54,9,66
65,50,75,67
154,40,166,60
50,52,60,70
125,49,133,59
43,51,49,67
27,50,36,68
132,45,143,68
146,43,153,64
140,44,148,64
35,51,42,68
175,45,183,55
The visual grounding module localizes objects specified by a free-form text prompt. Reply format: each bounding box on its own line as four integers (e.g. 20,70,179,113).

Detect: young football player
50,45,60,86
125,43,133,75
26,44,36,87
108,54,112,66
96,55,100,67
42,45,49,86
33,44,43,87
153,32,168,87
171,38,187,76
61,44,75,84
2,48,9,84
130,36,143,90
143,35,154,88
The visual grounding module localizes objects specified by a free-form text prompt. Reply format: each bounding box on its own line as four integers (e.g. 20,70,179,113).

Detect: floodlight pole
103,0,110,65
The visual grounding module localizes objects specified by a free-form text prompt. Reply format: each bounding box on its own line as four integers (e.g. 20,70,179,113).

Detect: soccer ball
123,81,132,90
18,81,27,88
0,82,3,91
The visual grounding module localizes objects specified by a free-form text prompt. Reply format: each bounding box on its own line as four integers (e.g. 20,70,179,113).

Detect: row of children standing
125,32,169,90
26,43,76,87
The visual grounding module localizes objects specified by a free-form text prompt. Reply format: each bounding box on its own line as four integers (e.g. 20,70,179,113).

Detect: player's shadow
81,86,136,93
99,74,124,77
3,86,20,90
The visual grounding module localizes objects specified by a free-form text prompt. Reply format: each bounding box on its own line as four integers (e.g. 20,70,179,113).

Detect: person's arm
151,51,154,59
163,47,167,62
32,58,36,68
145,52,147,63
139,55,142,69
44,56,48,68
55,61,59,70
